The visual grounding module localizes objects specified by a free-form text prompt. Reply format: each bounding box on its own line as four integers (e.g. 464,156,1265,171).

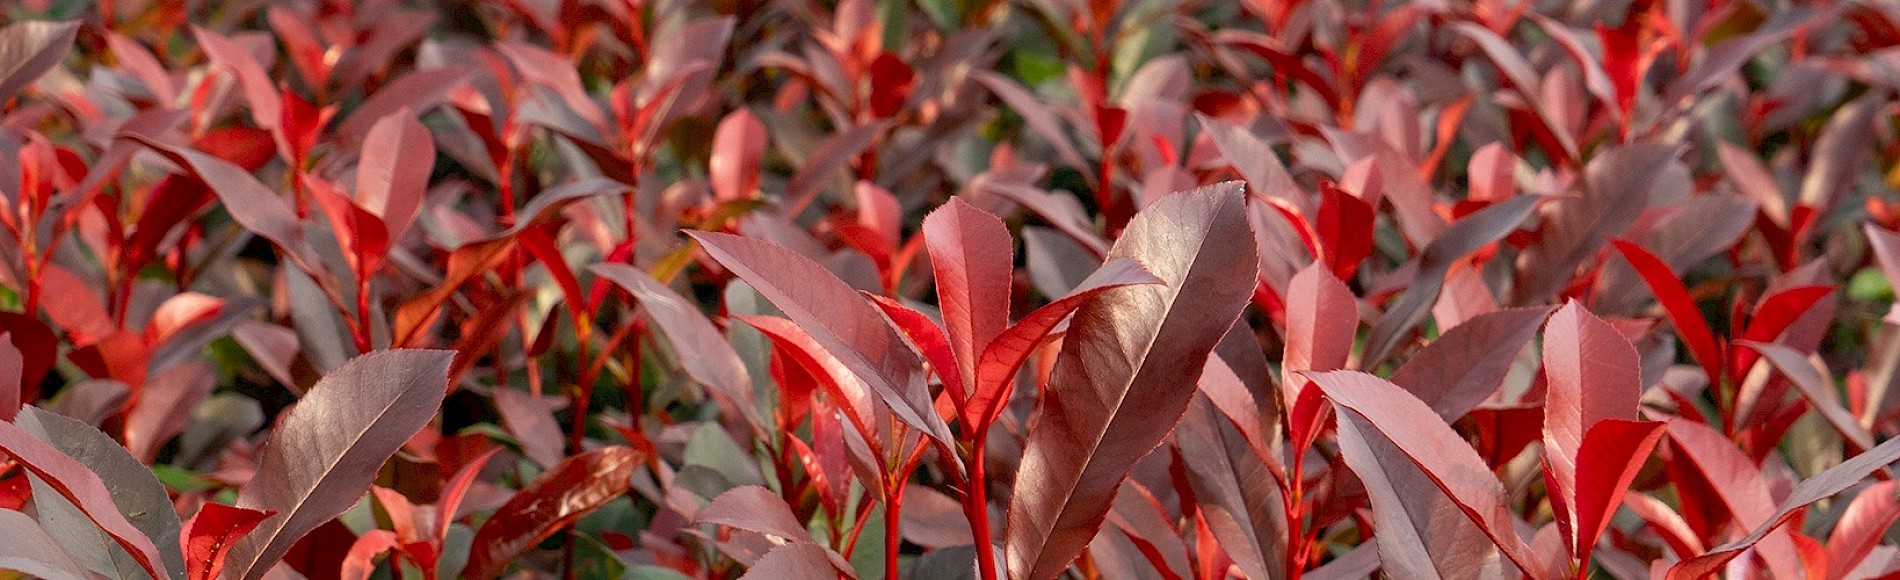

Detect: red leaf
1447,22,1579,163
1316,181,1374,279
0,419,173,579
518,224,588,327
308,174,391,276
355,107,433,243
340,529,401,580
969,257,1158,428
1611,239,1725,387
183,503,276,580
122,133,316,270
224,350,453,580
740,315,878,445
1663,418,1806,580
868,52,916,119
1741,340,1877,453
865,294,963,407
464,445,643,579
690,231,955,447
1731,286,1833,381
1827,480,1900,577
1540,301,1643,560
1282,263,1357,455
1092,103,1128,150
709,108,767,202
1196,114,1308,216
1668,425,1900,579
1308,370,1547,577
922,197,1015,402
1570,419,1665,566
1006,182,1257,580
191,26,283,131
435,447,500,546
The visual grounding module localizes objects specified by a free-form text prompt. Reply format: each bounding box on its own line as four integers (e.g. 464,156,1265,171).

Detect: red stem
352,272,373,354
885,482,905,580
1286,446,1307,579
964,432,1000,580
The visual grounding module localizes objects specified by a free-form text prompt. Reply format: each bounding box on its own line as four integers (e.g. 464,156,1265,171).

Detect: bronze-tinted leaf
463,446,643,579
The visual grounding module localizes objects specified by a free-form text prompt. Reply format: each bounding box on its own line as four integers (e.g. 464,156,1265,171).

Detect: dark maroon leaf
0,333,18,421
1363,193,1541,367
1388,306,1552,420
1006,182,1257,580
1175,395,1287,580
591,264,759,430
223,350,453,580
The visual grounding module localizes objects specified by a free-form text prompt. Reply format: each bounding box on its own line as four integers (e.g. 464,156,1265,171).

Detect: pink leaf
1308,370,1547,577
0,418,173,579
0,20,78,104
710,108,767,202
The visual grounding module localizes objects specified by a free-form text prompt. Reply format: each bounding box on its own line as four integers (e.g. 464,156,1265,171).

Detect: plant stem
353,273,373,354
885,481,905,580
965,435,1000,580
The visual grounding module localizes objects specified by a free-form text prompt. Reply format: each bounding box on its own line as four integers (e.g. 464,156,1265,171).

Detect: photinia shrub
2,0,1900,578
